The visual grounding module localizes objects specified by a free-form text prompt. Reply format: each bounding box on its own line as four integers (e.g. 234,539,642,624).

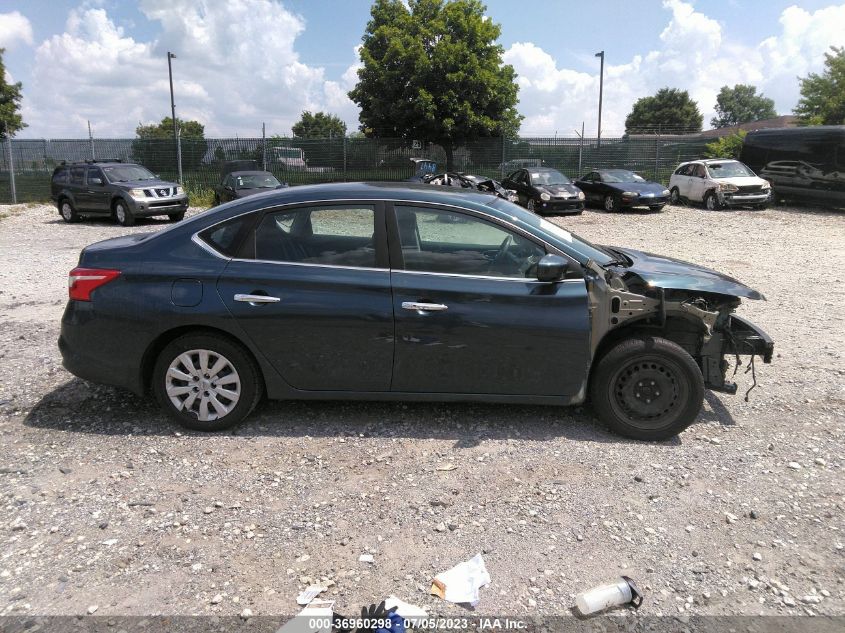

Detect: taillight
68,267,121,301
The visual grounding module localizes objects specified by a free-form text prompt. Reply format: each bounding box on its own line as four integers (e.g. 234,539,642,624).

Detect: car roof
228,170,274,176
527,167,560,172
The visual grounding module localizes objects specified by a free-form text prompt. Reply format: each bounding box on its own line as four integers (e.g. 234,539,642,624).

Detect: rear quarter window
52,169,68,184
198,214,255,257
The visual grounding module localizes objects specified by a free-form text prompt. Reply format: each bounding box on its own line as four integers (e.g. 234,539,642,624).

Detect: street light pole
595,50,604,149
167,51,182,183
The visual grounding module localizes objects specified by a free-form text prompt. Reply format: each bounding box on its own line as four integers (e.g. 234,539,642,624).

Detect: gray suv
51,160,189,226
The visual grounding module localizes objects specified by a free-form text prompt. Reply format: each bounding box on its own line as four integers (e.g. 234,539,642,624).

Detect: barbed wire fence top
0,134,714,204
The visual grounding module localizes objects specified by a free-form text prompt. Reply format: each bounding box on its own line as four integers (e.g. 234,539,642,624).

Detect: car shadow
23,377,698,448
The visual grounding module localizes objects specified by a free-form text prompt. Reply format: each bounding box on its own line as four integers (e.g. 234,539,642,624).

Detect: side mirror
536,254,569,282
90,177,103,186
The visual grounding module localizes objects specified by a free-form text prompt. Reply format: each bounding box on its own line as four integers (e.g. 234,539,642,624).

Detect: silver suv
51,160,189,226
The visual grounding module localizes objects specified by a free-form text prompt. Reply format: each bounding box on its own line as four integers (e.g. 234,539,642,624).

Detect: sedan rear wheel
153,334,262,431
603,194,616,212
590,336,704,441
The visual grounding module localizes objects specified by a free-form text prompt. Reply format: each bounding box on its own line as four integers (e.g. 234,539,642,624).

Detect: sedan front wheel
153,333,263,431
603,194,616,212
590,336,704,441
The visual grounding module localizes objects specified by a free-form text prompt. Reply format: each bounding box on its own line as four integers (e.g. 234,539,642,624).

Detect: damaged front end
586,248,774,399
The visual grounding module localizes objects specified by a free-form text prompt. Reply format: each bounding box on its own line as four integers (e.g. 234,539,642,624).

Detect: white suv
669,159,771,210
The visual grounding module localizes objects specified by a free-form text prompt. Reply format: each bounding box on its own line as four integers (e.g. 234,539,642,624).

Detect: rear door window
254,205,379,268
52,169,68,184
69,167,85,185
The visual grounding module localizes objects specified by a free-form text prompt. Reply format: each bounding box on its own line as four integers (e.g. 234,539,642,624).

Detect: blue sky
1,0,844,137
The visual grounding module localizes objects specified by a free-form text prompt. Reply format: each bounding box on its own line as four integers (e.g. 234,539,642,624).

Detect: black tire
755,202,768,210
58,198,79,223
213,194,221,206
704,191,721,211
152,333,263,432
168,211,185,222
603,194,616,212
669,187,680,205
589,336,704,441
113,199,136,226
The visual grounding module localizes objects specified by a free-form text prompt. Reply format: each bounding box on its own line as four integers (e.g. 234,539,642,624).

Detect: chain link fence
0,134,713,204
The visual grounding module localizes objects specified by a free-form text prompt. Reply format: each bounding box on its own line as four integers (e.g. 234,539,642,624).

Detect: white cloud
0,11,34,50
506,1,845,135
20,0,361,137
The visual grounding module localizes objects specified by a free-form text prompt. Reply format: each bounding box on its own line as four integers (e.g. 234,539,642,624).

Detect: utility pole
167,51,182,183
595,50,604,149
4,122,16,204
88,120,95,160
574,122,584,176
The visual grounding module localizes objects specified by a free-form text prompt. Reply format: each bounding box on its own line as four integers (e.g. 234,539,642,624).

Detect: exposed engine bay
585,259,774,400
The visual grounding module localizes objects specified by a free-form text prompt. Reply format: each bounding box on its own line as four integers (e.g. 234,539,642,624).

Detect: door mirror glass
536,254,569,282
89,177,103,186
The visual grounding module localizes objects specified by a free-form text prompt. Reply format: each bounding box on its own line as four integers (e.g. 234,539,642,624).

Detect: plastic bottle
575,576,643,615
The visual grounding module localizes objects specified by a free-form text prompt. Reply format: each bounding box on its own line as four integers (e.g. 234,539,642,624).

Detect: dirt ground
0,200,843,622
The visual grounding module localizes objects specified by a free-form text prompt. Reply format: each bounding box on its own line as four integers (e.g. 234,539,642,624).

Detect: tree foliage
293,111,347,138
133,117,206,172
348,0,522,169
704,130,747,160
135,117,205,139
0,48,26,138
711,85,776,128
794,46,845,125
625,88,703,135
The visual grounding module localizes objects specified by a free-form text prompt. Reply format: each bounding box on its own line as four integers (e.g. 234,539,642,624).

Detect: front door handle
234,293,281,304
402,301,448,313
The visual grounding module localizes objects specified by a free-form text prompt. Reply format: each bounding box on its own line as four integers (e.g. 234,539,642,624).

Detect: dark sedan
502,167,585,215
60,183,773,441
576,169,670,212
214,171,287,205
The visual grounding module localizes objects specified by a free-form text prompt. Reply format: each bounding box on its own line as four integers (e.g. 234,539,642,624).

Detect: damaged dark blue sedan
59,183,773,441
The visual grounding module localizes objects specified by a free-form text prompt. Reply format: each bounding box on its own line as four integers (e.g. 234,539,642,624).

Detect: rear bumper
59,301,147,395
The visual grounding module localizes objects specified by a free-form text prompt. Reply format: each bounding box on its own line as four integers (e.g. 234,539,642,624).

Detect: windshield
530,170,571,185
102,165,156,182
486,197,613,265
707,161,755,178
602,169,645,183
235,173,281,189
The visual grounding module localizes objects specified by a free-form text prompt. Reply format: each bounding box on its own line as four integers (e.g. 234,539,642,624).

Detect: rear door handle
402,301,448,313
234,293,281,304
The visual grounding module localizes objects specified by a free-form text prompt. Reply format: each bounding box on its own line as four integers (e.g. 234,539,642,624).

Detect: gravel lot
0,200,843,621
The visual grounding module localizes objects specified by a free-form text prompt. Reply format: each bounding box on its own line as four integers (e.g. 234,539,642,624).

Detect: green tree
704,130,747,160
794,46,845,125
348,0,522,170
625,88,703,135
135,117,205,139
711,85,776,128
133,117,206,173
0,48,26,138
292,111,347,138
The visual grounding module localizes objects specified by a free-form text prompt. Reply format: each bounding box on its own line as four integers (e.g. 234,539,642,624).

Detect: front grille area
736,185,763,194
143,187,175,198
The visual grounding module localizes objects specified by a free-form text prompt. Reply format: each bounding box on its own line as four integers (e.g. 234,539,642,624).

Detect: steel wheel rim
604,196,614,211
670,189,679,204
116,205,126,222
62,203,72,220
706,195,716,210
527,199,535,211
165,349,241,422
608,355,687,430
